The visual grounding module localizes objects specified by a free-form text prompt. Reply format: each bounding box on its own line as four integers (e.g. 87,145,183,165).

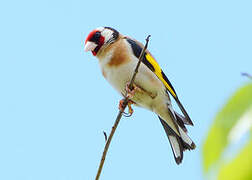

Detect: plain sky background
0,0,251,179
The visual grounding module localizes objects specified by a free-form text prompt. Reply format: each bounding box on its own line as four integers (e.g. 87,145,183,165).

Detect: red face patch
85,29,105,56
85,30,99,44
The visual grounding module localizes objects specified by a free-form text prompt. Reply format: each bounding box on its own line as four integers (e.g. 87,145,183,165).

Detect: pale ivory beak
84,41,98,52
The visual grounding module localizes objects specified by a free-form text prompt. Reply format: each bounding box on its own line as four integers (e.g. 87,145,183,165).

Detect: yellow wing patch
145,53,177,98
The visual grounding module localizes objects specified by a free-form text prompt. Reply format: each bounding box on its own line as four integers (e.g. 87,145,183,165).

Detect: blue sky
0,0,251,179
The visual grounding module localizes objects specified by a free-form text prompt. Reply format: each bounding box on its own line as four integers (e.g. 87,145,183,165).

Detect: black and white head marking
96,26,119,45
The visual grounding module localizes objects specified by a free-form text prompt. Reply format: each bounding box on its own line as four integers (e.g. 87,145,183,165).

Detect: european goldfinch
84,27,195,164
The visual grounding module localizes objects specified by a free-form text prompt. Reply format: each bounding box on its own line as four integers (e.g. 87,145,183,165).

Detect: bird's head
84,27,119,56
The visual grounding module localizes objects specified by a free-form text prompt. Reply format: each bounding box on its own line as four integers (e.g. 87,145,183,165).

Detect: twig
241,72,252,79
95,35,151,180
128,35,151,90
103,131,107,142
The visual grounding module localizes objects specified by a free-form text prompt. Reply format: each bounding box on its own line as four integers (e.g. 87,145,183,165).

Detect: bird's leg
118,99,135,117
118,82,139,116
125,82,140,99
118,99,126,113
127,100,135,116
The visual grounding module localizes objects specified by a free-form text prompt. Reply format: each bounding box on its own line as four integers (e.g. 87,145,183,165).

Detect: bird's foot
125,82,140,99
119,99,126,113
127,100,134,116
118,99,135,117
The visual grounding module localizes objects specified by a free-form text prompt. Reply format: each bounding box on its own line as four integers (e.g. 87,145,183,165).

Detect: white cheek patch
96,27,104,32
101,29,114,43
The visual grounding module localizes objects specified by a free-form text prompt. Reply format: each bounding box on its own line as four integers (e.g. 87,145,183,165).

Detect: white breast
97,42,167,111
99,54,136,96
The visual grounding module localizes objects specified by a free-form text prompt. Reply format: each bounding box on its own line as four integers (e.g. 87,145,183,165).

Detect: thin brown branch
241,72,252,79
95,35,151,180
128,35,151,90
103,131,107,142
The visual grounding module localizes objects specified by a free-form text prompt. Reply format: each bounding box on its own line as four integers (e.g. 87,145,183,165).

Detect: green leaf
203,83,252,172
218,139,252,180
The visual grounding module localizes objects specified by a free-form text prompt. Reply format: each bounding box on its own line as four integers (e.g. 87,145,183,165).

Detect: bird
84,26,195,164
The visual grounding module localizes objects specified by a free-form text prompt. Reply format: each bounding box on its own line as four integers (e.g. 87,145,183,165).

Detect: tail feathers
159,117,183,164
175,111,197,148
175,112,188,133
178,126,196,150
159,116,196,164
173,110,195,149
175,111,192,126
174,98,194,126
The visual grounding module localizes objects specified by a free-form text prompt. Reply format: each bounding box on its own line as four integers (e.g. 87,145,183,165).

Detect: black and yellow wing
126,37,193,125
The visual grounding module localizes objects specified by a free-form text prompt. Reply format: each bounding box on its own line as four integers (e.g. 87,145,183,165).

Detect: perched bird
84,27,195,164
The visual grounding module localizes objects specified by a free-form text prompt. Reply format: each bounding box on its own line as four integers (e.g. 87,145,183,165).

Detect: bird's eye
94,32,100,38
91,32,101,42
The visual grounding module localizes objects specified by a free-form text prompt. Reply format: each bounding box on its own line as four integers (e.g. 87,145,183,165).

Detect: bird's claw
118,99,135,117
125,82,139,99
125,100,134,117
119,99,126,113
